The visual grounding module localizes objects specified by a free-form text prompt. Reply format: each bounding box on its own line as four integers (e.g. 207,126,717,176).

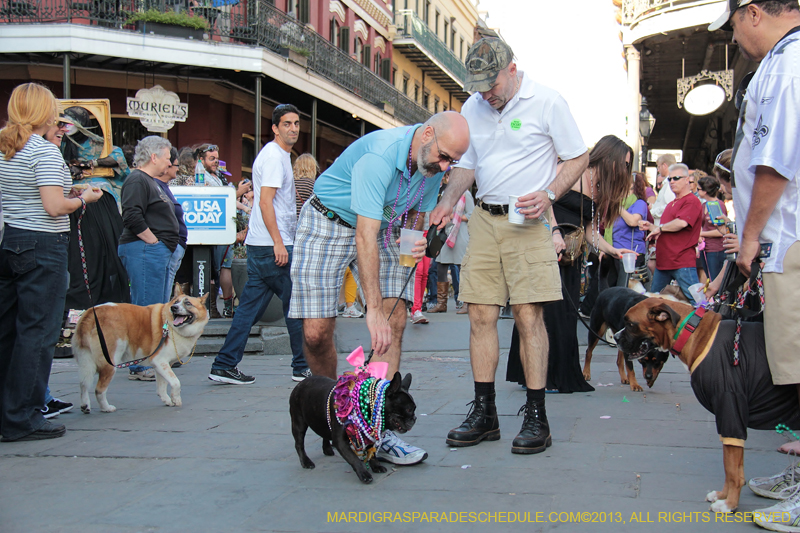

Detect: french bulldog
289,372,417,484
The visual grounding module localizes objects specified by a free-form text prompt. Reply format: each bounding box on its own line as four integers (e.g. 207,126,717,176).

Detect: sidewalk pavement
0,310,791,533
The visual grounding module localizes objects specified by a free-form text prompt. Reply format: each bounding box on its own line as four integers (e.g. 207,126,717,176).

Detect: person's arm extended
40,186,103,217
430,167,475,227
619,207,643,227
516,151,590,219
356,215,391,356
737,166,788,276
645,216,689,238
259,186,287,266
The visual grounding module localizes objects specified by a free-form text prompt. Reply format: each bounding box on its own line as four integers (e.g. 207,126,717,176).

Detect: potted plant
279,45,311,68
127,9,208,40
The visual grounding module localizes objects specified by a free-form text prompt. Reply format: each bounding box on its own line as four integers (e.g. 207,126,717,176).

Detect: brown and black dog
582,287,672,391
616,298,800,513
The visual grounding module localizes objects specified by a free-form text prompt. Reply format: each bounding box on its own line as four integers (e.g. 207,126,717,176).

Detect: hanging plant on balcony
127,9,209,31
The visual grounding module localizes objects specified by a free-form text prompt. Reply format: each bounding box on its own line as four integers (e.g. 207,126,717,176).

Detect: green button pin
510,119,522,131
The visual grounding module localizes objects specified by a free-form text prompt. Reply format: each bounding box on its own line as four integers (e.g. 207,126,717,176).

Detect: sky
477,0,630,147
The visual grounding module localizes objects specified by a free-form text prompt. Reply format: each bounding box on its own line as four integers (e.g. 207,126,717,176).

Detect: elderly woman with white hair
118,136,178,309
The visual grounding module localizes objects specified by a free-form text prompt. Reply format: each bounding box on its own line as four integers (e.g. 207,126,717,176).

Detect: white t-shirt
731,29,800,273
246,141,297,246
650,182,675,226
456,72,587,204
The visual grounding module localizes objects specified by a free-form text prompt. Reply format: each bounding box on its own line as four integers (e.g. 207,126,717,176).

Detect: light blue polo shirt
313,125,443,229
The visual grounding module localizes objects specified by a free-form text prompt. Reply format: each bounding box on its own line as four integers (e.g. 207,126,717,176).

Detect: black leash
77,201,169,368
560,276,616,347
363,264,417,366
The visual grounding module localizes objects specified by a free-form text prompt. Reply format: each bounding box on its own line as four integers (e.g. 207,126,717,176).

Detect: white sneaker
377,430,427,465
754,487,800,532
341,304,363,318
751,463,800,500
410,310,428,324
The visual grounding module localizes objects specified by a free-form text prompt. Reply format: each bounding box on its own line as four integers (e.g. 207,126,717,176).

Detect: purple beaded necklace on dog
327,371,391,463
383,142,426,250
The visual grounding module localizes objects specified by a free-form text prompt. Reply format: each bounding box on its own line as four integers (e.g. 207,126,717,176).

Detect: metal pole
360,120,365,137
63,54,71,99
254,75,262,153
311,98,317,159
625,45,641,172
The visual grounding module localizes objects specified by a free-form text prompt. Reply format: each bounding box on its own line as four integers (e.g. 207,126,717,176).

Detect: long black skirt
65,193,130,310
506,262,594,393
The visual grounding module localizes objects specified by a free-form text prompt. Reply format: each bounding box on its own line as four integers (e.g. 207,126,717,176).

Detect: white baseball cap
709,0,759,32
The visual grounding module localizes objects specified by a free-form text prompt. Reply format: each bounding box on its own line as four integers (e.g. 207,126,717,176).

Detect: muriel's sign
126,85,188,132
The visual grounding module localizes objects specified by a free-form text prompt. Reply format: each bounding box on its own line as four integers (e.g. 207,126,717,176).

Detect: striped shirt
294,177,314,218
0,134,72,233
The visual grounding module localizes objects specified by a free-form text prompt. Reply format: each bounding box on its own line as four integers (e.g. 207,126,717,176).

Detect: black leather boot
446,393,500,446
511,399,552,454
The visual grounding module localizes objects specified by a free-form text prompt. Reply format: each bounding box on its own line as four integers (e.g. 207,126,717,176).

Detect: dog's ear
648,303,681,326
387,372,402,394
401,373,412,391
199,292,209,304
173,282,184,299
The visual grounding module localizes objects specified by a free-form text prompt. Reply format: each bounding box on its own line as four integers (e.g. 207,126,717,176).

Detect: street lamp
639,97,656,172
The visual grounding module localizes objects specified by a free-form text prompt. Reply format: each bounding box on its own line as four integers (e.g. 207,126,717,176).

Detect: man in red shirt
640,163,703,304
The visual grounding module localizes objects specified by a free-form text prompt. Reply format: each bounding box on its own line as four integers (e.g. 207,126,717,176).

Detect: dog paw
322,441,334,456
301,458,315,469
81,405,90,414
706,490,720,503
620,377,630,385
101,405,116,413
630,383,643,392
173,398,182,407
356,471,374,484
370,462,387,474
709,499,735,513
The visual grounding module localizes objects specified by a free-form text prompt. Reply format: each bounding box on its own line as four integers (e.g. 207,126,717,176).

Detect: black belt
309,196,354,229
477,198,509,216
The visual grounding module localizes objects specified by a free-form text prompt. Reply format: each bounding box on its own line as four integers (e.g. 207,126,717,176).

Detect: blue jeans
118,240,173,306
651,267,700,305
164,244,186,302
427,257,438,303
0,227,69,440
212,245,306,372
700,250,726,281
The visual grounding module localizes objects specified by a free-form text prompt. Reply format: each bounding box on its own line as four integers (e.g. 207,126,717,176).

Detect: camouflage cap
463,38,514,93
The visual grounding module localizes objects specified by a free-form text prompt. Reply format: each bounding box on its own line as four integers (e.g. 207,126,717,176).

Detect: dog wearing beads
290,371,417,484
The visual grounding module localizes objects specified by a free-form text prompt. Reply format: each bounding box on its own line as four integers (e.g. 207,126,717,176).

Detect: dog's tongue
173,315,187,326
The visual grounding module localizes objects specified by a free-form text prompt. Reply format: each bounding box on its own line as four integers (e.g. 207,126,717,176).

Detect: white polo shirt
456,72,587,204
731,29,800,273
246,141,297,247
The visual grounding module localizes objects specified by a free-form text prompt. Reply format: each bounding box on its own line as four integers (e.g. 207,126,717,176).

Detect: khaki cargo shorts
459,206,562,306
763,240,800,385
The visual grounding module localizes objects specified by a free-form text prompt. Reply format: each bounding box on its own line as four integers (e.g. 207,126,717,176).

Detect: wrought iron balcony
0,0,432,126
622,0,722,27
393,9,467,95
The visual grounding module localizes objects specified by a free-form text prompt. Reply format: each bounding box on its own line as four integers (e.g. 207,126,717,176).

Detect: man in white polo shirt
432,38,589,455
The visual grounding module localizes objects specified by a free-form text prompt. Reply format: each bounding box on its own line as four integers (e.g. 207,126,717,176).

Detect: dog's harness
670,307,707,357
77,202,172,369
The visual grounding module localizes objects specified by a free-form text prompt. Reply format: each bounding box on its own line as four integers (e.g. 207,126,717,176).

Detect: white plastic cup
399,228,423,268
688,283,706,305
622,252,637,273
508,195,525,224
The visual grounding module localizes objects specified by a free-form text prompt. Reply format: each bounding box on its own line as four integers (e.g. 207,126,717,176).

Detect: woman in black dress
507,135,634,392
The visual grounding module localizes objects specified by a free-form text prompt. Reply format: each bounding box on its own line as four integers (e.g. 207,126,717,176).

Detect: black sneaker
41,405,59,419
208,367,255,385
292,369,312,382
47,399,74,415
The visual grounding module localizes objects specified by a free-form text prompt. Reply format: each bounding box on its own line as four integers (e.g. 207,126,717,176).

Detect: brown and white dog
616,298,800,513
73,291,209,413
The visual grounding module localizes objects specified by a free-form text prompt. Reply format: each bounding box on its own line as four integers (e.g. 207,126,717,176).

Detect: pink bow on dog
346,346,388,380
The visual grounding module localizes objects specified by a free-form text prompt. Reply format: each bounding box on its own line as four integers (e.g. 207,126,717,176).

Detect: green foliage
287,45,311,58
127,9,209,31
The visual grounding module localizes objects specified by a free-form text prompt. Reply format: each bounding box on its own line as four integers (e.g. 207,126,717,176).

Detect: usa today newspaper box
170,186,235,314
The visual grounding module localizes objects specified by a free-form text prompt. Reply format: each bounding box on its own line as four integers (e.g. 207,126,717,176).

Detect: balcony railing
622,0,722,27
0,0,431,126
394,9,466,85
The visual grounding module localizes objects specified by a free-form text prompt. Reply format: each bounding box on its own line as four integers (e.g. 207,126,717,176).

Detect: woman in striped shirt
0,83,103,442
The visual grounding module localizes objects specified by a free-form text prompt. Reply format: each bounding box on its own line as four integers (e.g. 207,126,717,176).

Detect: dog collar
671,307,706,357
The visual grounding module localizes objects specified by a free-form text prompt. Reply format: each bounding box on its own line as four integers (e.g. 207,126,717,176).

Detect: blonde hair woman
0,83,102,442
292,153,319,218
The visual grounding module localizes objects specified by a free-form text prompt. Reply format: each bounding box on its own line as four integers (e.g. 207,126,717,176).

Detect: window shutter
381,59,391,81
363,45,371,67
340,27,350,54
298,0,309,23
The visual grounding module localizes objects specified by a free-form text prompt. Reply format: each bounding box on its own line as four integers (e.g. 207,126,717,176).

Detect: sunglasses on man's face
667,175,687,182
432,128,459,166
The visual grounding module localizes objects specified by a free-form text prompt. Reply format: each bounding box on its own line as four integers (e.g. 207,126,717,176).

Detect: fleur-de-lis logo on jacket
752,115,769,148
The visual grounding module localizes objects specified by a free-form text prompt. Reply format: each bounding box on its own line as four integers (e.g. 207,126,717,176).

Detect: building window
392,64,397,85
414,83,420,104
451,26,456,51
354,38,363,63
363,44,371,68
434,96,439,114
298,0,309,24
443,20,448,42
460,37,464,60
443,103,448,112
339,27,350,54
423,90,429,110
329,18,339,46
434,10,439,35
241,134,255,179
423,0,430,24
402,74,409,95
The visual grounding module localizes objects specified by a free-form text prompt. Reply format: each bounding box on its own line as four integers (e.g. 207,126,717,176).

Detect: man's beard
417,141,441,178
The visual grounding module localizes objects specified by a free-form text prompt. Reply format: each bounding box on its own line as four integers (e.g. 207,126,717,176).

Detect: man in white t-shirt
208,104,308,384
650,153,677,225
707,0,800,527
431,38,589,456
